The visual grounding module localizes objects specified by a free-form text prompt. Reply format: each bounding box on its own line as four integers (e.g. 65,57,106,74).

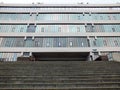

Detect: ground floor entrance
32,52,90,61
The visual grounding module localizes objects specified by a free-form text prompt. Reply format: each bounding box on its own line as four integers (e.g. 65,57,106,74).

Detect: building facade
0,3,120,61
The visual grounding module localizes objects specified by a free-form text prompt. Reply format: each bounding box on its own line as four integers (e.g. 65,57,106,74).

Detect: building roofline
0,3,120,8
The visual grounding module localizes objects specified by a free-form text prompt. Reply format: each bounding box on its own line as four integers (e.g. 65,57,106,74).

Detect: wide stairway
0,61,120,90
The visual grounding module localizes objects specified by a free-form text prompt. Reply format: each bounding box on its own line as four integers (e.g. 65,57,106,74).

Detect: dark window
85,25,93,32
30,13,32,16
112,28,115,32
23,52,29,57
27,25,36,32
93,40,96,46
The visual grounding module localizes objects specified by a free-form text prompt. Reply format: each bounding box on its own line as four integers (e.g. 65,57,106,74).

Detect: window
27,25,36,32
41,27,44,32
46,42,50,47
112,28,115,32
35,41,39,47
12,27,15,32
78,15,80,20
94,16,97,20
58,42,61,47
114,40,118,46
93,40,96,46
77,27,80,32
5,41,10,47
70,41,73,47
58,27,61,32
30,13,32,16
108,16,111,20
24,37,33,47
113,16,116,20
103,40,107,46
20,27,24,32
85,25,93,32
81,42,84,47
23,52,29,57
100,16,103,20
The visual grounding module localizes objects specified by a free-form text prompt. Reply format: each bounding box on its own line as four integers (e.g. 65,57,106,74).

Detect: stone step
0,87,120,90
0,83,119,88
0,61,119,89
1,80,120,84
0,76,120,80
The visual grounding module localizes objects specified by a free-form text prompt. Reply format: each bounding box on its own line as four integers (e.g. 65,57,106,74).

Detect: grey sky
0,0,120,4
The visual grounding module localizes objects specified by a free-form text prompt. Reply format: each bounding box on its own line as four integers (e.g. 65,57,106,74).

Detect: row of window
0,52,21,61
0,25,120,33
101,52,120,61
89,37,120,47
0,14,120,21
0,37,120,47
0,37,89,47
0,7,120,11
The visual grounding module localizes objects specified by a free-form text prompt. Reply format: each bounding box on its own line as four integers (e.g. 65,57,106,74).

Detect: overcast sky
0,0,120,4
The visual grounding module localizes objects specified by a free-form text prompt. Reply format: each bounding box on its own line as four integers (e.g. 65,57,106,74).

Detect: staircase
0,61,120,90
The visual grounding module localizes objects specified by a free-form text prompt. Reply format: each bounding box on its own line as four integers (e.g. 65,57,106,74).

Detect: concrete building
0,3,120,61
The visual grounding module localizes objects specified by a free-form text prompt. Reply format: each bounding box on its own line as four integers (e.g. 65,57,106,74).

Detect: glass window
35,41,39,47
108,16,111,20
70,41,73,47
20,27,24,32
5,41,10,47
58,42,61,47
77,27,80,32
113,16,116,20
41,27,44,32
81,42,84,47
58,27,61,32
103,40,107,46
23,52,29,57
46,42,50,47
114,40,118,46
100,16,103,20
78,15,80,20
112,28,115,32
27,25,36,32
12,27,15,32
93,40,96,46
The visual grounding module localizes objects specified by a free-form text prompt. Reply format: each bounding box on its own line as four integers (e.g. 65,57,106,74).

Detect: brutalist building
0,3,120,61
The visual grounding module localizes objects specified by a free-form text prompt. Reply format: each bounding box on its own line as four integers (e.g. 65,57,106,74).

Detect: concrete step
0,83,119,88
1,80,120,84
0,61,119,89
0,75,120,80
0,87,120,90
